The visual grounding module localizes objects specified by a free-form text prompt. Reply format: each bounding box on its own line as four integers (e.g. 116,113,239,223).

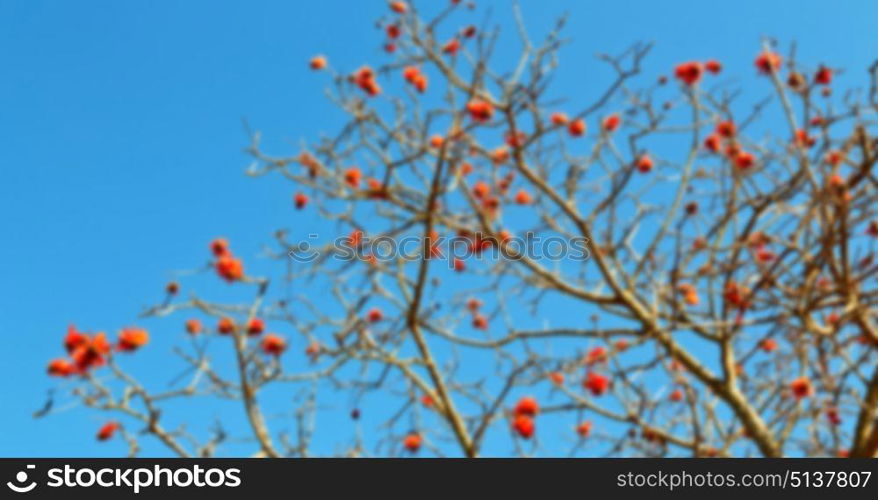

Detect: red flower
47,358,76,377
472,314,488,330
246,318,265,336
466,298,482,311
827,407,842,426
65,325,88,354
733,151,755,170
513,396,539,417
602,114,620,132
386,24,400,39
403,432,422,452
166,281,179,295
216,255,244,282
568,118,586,137
353,67,381,96
512,415,535,439
584,372,610,396
96,422,120,441
210,238,230,257
70,332,111,371
185,319,202,335
452,258,466,272
585,346,608,365
716,120,736,138
814,66,832,85
754,51,782,75
260,334,287,356
461,25,476,38
466,99,494,122
790,376,813,399
703,134,722,153
294,192,308,209
636,154,654,173
549,372,564,385
674,61,704,86
442,38,460,55
217,317,235,335
505,130,527,148
117,328,149,352
704,59,722,74
669,389,684,402
309,55,327,71
366,308,383,323
760,338,778,353
867,221,878,238
576,421,592,438
794,129,815,148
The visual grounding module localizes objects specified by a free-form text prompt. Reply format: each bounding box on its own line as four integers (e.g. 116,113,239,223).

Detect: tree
42,1,878,458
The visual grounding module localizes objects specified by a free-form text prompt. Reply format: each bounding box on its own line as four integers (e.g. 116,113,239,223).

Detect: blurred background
2,0,876,456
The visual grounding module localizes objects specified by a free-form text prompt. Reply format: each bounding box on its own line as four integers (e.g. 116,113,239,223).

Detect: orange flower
294,192,308,209
505,130,527,148
353,66,381,96
429,134,444,149
47,358,76,377
472,181,490,199
442,38,460,55
411,73,428,93
185,319,202,335
576,421,592,438
490,146,509,164
512,415,535,439
96,421,120,441
704,59,722,74
602,113,620,132
733,151,755,170
754,51,782,75
760,338,778,353
403,432,422,452
246,318,265,336
513,396,539,417
703,134,722,153
389,1,408,14
421,394,434,408
117,328,149,352
669,389,684,402
472,314,488,330
65,325,89,354
216,255,244,282
466,99,494,122
344,167,362,188
716,120,736,138
636,154,654,173
824,150,845,167
309,55,327,70
261,334,287,356
549,372,565,385
452,258,466,272
70,332,111,371
210,238,230,257
550,112,568,125
568,118,586,137
674,61,704,86
217,317,235,335
790,376,813,399
466,297,482,311
514,189,532,205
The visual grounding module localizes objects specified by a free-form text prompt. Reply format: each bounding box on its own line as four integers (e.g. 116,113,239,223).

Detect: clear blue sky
2,0,876,457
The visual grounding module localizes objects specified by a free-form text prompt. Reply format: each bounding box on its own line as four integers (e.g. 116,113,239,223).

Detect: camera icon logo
6,465,37,493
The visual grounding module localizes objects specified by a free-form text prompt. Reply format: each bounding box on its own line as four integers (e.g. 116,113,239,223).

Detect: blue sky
2,0,877,457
